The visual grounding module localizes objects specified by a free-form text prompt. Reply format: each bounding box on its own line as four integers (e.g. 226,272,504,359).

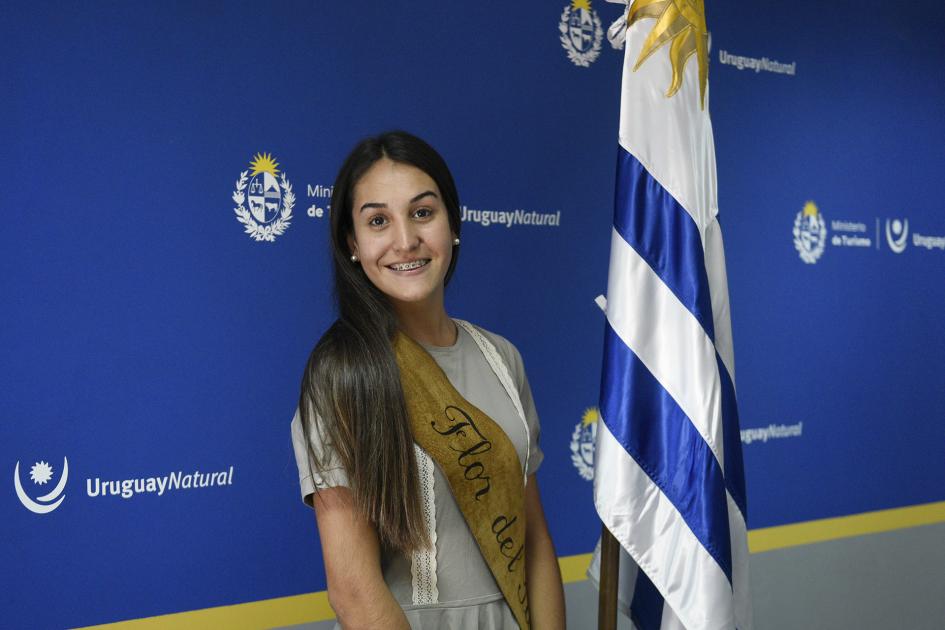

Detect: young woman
290,131,565,629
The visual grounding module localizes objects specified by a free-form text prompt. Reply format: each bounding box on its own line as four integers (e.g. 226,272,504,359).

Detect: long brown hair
299,131,461,552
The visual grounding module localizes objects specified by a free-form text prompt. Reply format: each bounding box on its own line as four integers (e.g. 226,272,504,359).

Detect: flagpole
597,523,619,630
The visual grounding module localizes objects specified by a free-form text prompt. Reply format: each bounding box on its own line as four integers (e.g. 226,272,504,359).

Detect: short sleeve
290,406,350,508
477,328,544,476
516,359,544,476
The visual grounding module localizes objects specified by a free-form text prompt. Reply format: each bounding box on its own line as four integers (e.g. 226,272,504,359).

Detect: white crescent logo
885,219,908,254
14,457,69,514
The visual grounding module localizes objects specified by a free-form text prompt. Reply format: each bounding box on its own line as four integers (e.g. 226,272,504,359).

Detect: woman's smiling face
348,157,455,309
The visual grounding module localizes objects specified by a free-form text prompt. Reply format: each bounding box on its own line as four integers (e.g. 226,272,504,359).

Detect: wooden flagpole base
598,523,620,630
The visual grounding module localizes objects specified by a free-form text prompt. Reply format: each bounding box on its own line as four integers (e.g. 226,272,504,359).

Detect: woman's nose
393,218,420,252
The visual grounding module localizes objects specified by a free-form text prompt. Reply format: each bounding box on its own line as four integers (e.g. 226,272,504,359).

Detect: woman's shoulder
455,320,526,379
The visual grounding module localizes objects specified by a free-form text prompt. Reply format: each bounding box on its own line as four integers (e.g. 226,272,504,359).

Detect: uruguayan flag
592,1,751,629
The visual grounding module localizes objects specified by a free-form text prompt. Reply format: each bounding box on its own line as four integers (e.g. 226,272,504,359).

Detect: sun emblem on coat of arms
627,0,709,108
232,152,295,242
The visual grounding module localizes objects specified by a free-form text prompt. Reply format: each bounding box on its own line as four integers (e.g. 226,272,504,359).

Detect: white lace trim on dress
410,444,439,605
454,319,531,485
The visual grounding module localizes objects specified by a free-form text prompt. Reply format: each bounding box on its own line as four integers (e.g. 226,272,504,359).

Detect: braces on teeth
390,260,428,271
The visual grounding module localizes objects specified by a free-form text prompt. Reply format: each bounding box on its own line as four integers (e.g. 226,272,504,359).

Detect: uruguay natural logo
14,457,69,514
559,0,603,68
885,218,909,254
232,152,295,242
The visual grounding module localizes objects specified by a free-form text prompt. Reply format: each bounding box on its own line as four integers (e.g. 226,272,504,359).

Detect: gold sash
393,332,531,630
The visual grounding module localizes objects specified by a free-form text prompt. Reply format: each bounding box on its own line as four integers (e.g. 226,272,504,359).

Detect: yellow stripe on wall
77,592,336,630
559,552,594,583
747,499,945,553
78,500,945,629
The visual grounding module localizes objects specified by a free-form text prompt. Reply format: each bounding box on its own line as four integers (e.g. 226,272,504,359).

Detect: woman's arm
524,474,566,629
313,487,410,630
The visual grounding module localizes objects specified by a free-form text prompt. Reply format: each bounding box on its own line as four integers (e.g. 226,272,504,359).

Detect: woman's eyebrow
359,201,387,213
410,190,438,203
359,190,439,213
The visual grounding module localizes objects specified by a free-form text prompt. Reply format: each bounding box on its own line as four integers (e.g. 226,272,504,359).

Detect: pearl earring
453,237,460,246
350,254,359,262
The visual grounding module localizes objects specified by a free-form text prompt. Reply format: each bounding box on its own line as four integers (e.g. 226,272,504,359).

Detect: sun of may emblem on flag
627,0,709,108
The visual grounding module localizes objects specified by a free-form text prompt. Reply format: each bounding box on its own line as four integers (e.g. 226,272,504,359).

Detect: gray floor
280,522,945,629
747,522,945,630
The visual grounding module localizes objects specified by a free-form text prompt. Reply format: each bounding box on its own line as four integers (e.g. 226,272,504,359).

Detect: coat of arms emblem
559,0,603,68
793,201,827,264
232,153,295,242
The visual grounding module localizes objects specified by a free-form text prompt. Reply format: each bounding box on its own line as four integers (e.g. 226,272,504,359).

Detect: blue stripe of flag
630,571,665,630
631,571,748,630
600,322,733,582
612,146,747,520
717,353,747,517
613,146,716,343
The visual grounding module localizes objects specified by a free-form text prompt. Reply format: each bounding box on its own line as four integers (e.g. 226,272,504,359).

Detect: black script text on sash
493,515,530,624
430,403,530,626
431,405,492,500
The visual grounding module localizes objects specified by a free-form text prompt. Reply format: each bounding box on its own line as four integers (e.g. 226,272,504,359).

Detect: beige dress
291,323,543,629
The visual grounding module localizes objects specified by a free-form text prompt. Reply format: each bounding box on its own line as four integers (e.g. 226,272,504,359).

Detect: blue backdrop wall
3,2,943,627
